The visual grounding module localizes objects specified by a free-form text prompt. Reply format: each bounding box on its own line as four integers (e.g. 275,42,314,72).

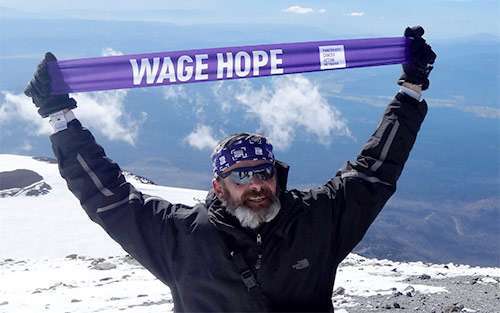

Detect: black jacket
50,92,427,312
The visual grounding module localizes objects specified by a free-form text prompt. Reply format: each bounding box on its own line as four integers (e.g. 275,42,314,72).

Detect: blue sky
1,0,499,39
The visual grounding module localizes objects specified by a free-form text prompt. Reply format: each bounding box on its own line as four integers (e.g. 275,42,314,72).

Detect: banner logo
319,45,346,70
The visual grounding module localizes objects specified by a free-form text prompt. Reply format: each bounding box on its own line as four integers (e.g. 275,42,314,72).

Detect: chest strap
229,249,270,307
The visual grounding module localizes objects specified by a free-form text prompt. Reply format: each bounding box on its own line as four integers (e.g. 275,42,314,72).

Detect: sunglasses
219,163,275,185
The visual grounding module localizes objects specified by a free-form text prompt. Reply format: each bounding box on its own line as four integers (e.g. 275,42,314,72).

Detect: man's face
213,160,280,228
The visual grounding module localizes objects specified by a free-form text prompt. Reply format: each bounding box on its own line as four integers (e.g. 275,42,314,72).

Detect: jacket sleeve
327,92,427,264
50,119,177,285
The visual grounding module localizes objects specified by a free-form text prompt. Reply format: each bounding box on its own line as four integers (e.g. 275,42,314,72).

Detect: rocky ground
336,275,500,313
1,253,499,313
0,255,173,313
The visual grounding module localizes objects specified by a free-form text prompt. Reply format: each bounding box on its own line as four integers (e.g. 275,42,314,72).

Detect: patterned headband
211,135,274,176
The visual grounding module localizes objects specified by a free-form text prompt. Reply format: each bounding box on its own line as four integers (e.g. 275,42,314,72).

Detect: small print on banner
319,45,346,70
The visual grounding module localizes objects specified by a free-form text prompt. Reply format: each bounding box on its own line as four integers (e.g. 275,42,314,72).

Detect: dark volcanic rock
0,169,51,197
333,287,345,296
348,275,499,312
120,254,141,266
418,274,431,280
122,171,156,185
443,303,464,312
404,285,416,297
24,182,52,196
33,282,77,293
0,169,42,190
32,156,57,164
392,291,403,297
89,260,116,271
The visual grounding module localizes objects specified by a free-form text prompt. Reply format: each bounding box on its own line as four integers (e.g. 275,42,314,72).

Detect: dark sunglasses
219,163,275,185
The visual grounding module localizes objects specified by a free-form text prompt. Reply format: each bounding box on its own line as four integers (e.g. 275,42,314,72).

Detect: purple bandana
47,37,408,95
212,136,274,176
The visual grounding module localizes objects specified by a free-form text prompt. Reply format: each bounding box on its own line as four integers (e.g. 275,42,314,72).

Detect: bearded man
24,26,436,312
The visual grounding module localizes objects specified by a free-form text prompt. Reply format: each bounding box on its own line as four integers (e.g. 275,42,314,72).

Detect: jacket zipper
255,233,263,270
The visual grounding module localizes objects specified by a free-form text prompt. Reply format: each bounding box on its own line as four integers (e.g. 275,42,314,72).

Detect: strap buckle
240,269,257,290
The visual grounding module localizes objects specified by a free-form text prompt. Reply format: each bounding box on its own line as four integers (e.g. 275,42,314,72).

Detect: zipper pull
255,254,262,270
255,233,262,270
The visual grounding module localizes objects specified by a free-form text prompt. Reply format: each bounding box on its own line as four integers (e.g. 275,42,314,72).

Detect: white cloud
283,5,314,14
460,105,500,119
282,6,326,14
21,141,33,151
349,12,365,17
72,90,146,145
184,124,218,150
426,96,500,118
102,47,124,56
331,94,391,108
427,97,461,108
211,81,237,113
163,85,189,101
76,48,144,145
0,47,147,145
0,90,146,144
0,91,53,135
234,75,352,150
162,84,209,118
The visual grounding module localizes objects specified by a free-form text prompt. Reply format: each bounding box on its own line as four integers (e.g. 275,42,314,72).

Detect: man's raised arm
24,53,177,285
327,26,437,263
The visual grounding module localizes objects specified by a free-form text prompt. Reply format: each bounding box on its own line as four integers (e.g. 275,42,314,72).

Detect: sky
1,0,499,39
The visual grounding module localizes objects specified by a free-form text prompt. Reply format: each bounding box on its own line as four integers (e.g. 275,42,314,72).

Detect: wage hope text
129,49,284,85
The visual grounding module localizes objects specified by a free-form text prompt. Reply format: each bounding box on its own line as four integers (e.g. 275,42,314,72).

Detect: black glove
24,52,77,118
398,26,437,90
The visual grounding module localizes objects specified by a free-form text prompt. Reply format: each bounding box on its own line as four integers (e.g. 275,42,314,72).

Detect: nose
247,176,265,191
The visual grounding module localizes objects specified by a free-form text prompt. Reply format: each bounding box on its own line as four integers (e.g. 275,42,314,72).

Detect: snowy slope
0,154,207,258
2,253,499,313
1,154,499,313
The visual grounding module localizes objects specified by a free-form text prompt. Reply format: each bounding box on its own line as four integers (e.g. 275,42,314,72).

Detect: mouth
247,195,267,202
241,187,274,209
244,194,273,210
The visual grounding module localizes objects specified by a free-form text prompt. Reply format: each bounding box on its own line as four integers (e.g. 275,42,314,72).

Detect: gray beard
224,197,281,229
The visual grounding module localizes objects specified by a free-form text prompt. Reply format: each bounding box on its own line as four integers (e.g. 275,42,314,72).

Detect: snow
0,154,207,259
1,256,172,313
335,254,500,299
1,154,499,313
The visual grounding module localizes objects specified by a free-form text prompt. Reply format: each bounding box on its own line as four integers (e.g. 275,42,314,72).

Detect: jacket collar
274,160,290,194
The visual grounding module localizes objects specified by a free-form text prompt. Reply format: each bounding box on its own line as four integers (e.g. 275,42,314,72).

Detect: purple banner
48,37,409,95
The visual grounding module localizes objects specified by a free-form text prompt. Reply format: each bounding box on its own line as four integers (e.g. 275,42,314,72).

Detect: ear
212,178,224,198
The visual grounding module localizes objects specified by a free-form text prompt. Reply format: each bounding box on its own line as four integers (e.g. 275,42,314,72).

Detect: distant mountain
356,197,500,267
